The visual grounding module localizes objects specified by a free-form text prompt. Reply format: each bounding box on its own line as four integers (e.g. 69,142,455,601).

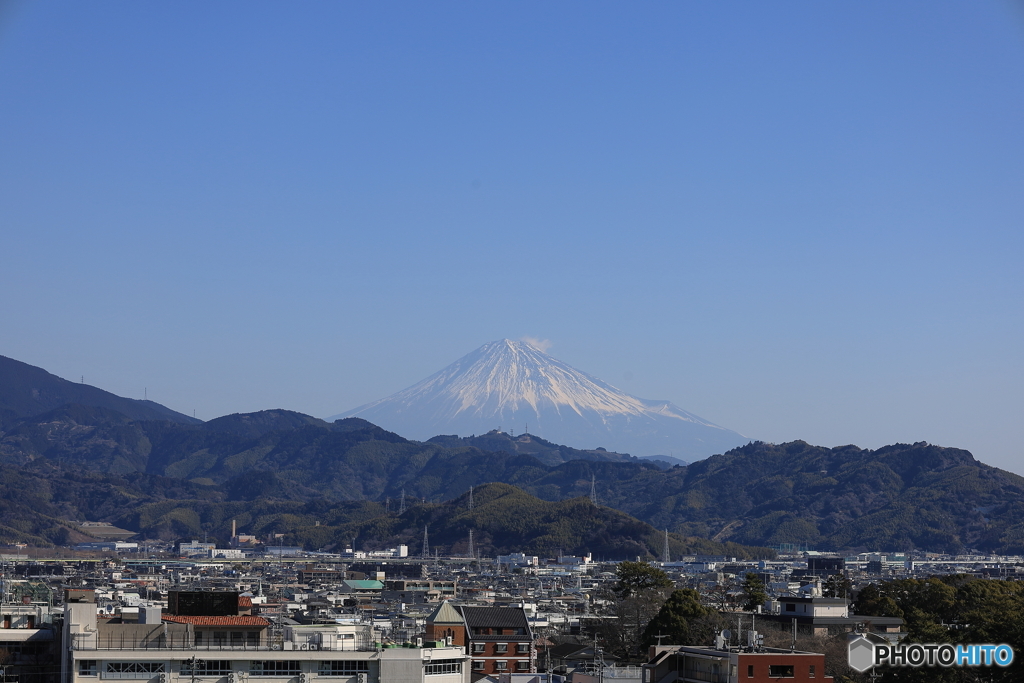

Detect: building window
424,659,462,676
495,644,508,653
472,643,485,653
785,604,796,612
516,661,530,671
250,661,302,676
103,663,166,679
181,661,233,677
318,662,369,677
809,665,816,678
495,661,508,671
747,664,753,678
471,661,485,671
79,661,98,677
768,665,794,678
517,643,530,654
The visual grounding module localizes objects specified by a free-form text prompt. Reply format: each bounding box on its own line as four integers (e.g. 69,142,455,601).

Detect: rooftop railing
71,633,378,653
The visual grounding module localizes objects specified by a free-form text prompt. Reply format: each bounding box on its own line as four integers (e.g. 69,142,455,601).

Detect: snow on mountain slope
330,339,749,460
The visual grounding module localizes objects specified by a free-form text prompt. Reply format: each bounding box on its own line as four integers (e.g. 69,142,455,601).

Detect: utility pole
186,655,205,683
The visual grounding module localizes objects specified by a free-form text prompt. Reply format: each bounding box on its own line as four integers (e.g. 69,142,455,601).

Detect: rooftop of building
162,615,270,627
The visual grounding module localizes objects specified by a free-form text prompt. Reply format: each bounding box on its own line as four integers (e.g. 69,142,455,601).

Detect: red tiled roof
238,596,253,608
162,615,269,626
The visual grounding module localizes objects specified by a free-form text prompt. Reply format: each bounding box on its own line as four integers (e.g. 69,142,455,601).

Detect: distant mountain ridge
2,352,1022,555
333,339,748,460
0,354,199,428
426,430,637,467
2,403,1022,554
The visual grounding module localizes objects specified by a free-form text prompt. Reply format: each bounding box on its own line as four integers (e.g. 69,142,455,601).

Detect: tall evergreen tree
642,589,718,647
741,572,767,612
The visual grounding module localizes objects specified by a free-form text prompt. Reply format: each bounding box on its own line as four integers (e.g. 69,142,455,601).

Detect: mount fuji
331,339,748,460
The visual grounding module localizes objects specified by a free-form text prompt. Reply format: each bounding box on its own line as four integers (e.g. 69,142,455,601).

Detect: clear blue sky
2,2,1022,473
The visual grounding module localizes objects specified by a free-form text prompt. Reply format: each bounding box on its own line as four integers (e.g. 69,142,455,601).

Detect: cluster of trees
853,576,1023,683
592,565,1022,683
592,561,723,661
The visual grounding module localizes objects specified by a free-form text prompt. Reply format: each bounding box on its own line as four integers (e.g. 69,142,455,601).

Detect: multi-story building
0,601,60,683
644,645,831,683
63,591,467,683
761,596,903,639
424,603,534,681
382,581,456,605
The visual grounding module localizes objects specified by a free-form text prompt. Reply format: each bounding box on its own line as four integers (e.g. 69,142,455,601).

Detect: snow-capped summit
330,339,748,460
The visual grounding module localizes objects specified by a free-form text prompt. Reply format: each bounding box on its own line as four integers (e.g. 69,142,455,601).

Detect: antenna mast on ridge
590,475,598,506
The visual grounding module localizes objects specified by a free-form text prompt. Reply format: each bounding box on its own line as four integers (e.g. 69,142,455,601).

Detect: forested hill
0,463,770,560
427,430,637,466
0,354,199,428
0,402,1021,554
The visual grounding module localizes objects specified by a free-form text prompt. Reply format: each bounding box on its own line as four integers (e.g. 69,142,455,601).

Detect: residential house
425,604,534,681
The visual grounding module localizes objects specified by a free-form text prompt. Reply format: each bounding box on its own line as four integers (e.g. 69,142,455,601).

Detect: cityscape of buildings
3,528,1023,683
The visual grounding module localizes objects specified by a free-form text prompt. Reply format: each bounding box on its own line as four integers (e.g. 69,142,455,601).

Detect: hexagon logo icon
848,636,875,672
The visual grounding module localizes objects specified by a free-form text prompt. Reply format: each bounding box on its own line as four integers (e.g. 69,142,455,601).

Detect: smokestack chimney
232,519,237,539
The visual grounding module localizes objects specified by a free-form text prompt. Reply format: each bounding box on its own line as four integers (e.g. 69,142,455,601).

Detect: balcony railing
72,634,378,653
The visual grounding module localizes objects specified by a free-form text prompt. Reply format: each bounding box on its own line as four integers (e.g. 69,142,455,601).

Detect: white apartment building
63,601,468,683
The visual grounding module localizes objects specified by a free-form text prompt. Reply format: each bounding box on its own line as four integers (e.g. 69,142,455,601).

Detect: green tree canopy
855,576,1024,683
642,588,718,647
614,561,673,598
852,583,902,618
822,574,851,599
741,572,767,612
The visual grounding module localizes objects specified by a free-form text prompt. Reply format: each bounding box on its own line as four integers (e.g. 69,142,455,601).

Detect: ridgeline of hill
0,461,767,559
1,404,1022,554
0,355,200,429
0,355,1021,555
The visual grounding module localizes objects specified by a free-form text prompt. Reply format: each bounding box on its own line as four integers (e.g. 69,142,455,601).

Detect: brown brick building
425,602,534,681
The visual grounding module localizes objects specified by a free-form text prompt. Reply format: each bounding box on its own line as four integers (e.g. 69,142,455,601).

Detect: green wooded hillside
1,403,1022,554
